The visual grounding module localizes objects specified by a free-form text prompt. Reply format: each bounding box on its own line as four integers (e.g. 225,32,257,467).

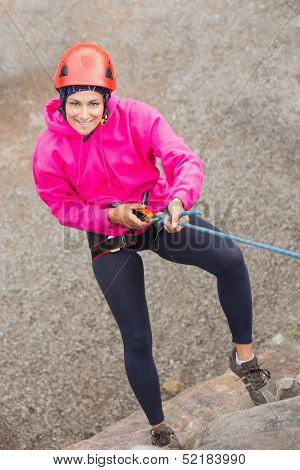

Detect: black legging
86,213,253,425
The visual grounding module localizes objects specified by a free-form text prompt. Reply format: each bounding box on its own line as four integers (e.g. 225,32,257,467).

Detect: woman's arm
32,146,116,234
150,110,204,211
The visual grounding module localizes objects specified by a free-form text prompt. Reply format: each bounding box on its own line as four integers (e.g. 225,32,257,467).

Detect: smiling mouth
75,119,94,125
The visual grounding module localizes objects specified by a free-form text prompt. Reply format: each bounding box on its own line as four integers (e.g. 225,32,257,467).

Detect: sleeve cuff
104,207,117,228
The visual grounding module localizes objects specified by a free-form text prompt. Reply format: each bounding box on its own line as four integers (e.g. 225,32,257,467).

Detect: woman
32,43,279,449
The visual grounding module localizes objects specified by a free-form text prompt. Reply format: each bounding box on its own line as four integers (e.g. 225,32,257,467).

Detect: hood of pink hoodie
43,94,123,190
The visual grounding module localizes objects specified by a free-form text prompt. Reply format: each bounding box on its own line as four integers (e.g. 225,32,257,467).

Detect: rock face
278,377,300,400
66,339,300,450
194,396,300,450
198,427,300,450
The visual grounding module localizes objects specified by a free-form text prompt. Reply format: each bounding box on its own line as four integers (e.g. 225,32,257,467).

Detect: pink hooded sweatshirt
32,94,204,237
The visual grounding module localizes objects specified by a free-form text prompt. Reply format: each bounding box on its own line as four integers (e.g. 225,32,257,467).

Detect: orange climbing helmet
53,43,117,92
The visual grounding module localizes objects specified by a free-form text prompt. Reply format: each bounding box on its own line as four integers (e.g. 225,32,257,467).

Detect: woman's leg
90,244,165,426
150,216,279,405
151,213,253,346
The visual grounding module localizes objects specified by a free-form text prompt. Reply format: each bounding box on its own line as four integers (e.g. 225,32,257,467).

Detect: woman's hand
108,203,151,230
164,198,189,233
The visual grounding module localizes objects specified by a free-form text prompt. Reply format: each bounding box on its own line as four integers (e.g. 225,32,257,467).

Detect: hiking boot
150,423,182,449
229,348,280,405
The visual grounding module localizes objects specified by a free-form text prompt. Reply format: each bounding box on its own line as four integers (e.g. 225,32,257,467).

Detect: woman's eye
71,102,99,106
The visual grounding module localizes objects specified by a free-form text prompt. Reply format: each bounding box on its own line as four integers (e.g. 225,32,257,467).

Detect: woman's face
65,90,105,135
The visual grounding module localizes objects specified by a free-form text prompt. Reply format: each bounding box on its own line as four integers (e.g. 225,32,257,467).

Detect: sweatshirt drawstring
99,128,111,187
76,139,84,186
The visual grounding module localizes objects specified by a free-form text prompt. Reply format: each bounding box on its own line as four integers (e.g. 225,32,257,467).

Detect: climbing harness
90,190,169,262
90,232,138,261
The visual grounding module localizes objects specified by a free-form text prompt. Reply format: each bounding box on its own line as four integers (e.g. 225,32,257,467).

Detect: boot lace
151,427,178,447
234,361,271,390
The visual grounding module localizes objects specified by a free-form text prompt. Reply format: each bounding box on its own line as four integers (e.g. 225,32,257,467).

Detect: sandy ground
0,0,299,449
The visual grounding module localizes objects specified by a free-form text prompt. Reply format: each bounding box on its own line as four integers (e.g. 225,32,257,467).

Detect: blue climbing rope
155,210,300,260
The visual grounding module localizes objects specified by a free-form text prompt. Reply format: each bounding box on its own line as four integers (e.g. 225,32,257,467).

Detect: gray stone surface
198,427,300,450
0,0,299,450
67,339,299,450
195,396,300,450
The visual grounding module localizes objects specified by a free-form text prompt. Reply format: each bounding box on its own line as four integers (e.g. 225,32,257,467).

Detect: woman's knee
124,333,152,359
217,243,246,275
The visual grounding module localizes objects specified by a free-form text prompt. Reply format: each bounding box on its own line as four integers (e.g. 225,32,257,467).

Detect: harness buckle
107,236,121,252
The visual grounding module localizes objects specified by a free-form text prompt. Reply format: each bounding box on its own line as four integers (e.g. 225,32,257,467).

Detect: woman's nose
79,107,90,119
